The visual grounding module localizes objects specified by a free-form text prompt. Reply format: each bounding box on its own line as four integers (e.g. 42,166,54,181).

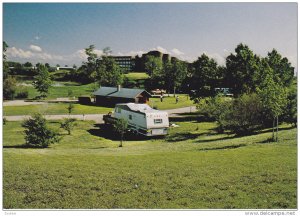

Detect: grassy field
3,103,112,116
149,94,194,110
4,94,194,116
15,72,149,100
3,119,297,209
17,82,97,100
124,72,149,80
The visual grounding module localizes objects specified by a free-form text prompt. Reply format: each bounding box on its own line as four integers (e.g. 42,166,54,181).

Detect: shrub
3,76,17,100
198,94,265,135
219,94,265,135
67,89,73,98
197,95,231,121
15,90,29,99
67,103,75,115
22,113,60,148
113,118,128,147
3,117,7,125
60,118,77,135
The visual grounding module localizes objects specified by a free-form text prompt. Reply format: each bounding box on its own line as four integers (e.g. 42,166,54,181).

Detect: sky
3,3,298,71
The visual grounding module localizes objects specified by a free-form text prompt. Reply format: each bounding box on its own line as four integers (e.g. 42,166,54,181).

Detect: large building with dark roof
93,86,151,106
111,56,135,72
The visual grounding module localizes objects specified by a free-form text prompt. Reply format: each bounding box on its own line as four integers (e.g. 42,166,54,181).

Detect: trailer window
115,107,121,113
154,119,162,124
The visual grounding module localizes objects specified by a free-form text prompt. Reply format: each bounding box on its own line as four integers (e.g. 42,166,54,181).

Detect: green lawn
16,82,97,100
149,94,194,110
4,94,194,116
4,103,112,116
3,119,297,209
124,72,149,80
16,72,150,100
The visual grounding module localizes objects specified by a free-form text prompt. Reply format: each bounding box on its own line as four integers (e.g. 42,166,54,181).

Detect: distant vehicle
103,103,169,136
215,88,233,97
151,89,166,95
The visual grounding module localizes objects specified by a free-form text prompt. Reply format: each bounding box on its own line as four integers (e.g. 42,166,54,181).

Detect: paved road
4,106,197,123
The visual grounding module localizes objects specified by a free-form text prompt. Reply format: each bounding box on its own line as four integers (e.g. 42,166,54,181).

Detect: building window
154,119,162,124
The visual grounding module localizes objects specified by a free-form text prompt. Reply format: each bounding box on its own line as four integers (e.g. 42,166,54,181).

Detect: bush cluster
15,90,29,99
197,92,295,135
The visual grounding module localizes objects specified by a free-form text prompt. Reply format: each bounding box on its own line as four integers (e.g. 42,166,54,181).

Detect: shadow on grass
198,144,246,151
260,126,295,134
3,144,47,149
169,113,214,123
88,146,108,149
165,132,200,142
196,135,235,143
87,124,153,141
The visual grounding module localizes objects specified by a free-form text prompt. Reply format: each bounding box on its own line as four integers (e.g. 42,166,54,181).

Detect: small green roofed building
93,85,151,106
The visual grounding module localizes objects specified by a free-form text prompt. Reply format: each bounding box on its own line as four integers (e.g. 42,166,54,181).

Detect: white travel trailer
103,103,169,136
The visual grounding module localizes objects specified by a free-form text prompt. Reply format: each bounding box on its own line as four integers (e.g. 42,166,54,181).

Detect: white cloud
73,49,88,60
7,46,63,63
125,50,145,57
7,47,34,59
30,45,42,52
94,49,104,56
34,36,41,40
202,51,226,65
171,48,184,56
153,46,169,54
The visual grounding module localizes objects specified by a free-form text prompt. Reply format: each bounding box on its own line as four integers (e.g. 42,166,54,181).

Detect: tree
78,45,98,83
145,56,163,89
225,43,260,96
95,56,123,86
67,103,74,115
45,63,51,69
266,49,295,87
67,89,73,98
164,59,187,96
77,45,123,85
33,64,52,98
113,118,128,147
22,113,60,148
3,76,17,100
3,41,17,100
189,54,221,100
60,118,77,135
23,62,33,68
283,84,297,127
257,62,287,142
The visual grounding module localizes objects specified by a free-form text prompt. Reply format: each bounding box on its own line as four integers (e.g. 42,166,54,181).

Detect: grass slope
149,94,194,110
3,120,297,209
